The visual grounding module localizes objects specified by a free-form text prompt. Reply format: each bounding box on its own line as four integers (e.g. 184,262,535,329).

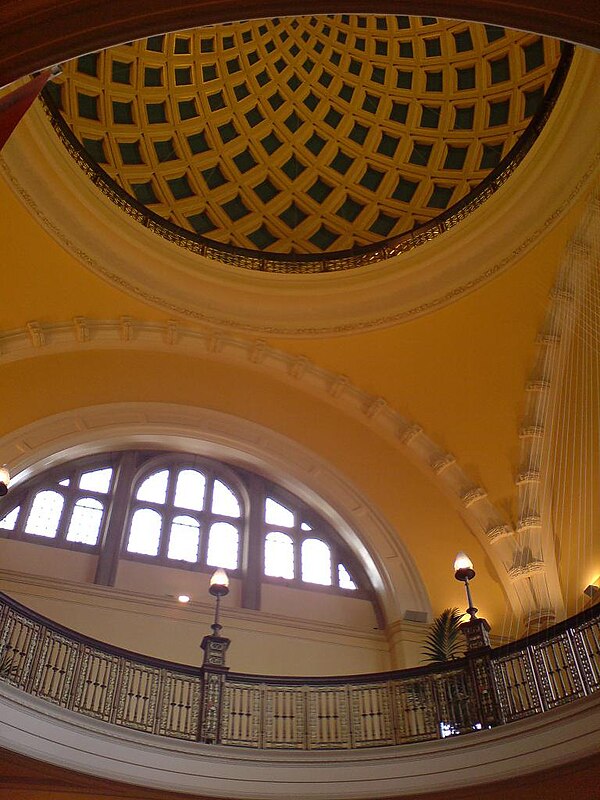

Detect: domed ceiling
44,15,566,266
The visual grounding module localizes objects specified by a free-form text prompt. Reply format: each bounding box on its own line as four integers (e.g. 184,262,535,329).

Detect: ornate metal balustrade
0,592,598,749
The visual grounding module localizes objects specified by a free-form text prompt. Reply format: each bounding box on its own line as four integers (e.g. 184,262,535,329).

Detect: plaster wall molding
1,51,599,336
0,682,598,799
0,569,386,648
0,318,521,616
514,188,600,629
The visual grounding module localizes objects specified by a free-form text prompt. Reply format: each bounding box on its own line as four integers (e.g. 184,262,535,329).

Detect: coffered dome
44,15,565,266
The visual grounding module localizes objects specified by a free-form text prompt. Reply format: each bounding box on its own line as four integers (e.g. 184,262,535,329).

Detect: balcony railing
0,592,598,750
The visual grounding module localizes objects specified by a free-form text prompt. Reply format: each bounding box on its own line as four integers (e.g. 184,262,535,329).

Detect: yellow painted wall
0,569,390,675
0,348,507,626
0,91,596,659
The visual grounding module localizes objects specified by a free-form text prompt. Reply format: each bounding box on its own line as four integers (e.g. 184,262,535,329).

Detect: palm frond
0,648,18,680
422,607,465,663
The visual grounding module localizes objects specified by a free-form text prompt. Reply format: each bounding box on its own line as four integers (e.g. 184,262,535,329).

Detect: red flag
0,68,55,150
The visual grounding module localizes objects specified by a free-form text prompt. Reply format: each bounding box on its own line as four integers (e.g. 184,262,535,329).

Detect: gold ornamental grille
46,15,563,256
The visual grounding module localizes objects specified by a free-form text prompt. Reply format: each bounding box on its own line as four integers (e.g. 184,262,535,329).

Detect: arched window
137,470,169,504
264,531,294,579
0,451,372,606
67,497,104,545
301,538,332,586
128,508,162,556
0,463,113,548
25,490,64,538
124,462,243,569
207,522,239,569
261,492,360,592
168,515,200,562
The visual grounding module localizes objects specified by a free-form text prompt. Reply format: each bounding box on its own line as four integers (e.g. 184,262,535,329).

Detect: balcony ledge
1,681,599,799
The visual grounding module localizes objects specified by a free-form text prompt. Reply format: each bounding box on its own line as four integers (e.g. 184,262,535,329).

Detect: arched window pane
25,491,64,538
0,506,19,530
301,538,332,585
168,515,200,562
338,563,357,590
174,469,205,511
58,478,70,487
79,468,112,493
67,497,104,545
265,497,294,527
207,522,239,569
137,470,169,504
264,531,294,579
212,480,240,517
127,508,162,556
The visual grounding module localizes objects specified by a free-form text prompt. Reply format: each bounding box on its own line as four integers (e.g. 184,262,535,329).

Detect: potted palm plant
422,607,465,663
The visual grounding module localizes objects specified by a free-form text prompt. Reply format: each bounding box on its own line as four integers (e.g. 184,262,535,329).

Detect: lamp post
208,568,229,636
199,568,231,744
452,552,503,728
200,568,231,669
453,552,490,650
0,465,10,497
454,551,478,620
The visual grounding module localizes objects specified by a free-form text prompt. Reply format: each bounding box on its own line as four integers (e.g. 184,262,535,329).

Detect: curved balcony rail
0,592,599,750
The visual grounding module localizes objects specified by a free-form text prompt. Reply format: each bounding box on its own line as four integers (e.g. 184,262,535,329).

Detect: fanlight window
168,515,200,562
25,490,64,538
128,508,162,556
265,497,294,527
137,470,169,504
301,538,332,586
207,522,239,569
0,506,19,530
0,466,113,547
174,469,205,510
126,465,241,569
262,496,358,591
264,532,294,579
67,497,104,545
0,452,369,601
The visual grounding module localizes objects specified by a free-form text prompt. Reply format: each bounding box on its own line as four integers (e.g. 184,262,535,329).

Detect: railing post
460,618,504,728
198,633,230,744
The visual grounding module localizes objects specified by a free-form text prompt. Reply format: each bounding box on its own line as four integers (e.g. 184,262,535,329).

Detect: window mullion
57,481,77,544
94,452,137,586
294,527,303,583
200,477,215,566
241,473,264,611
157,469,176,561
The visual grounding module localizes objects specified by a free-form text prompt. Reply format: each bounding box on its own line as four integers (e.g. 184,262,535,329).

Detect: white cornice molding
0,320,522,616
513,188,600,629
0,682,598,798
0,51,598,337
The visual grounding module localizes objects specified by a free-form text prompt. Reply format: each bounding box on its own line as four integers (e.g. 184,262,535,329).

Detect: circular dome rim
43,18,572,270
2,47,598,337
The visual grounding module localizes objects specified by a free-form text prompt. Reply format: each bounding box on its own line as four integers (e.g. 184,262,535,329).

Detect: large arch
0,401,432,628
0,0,598,89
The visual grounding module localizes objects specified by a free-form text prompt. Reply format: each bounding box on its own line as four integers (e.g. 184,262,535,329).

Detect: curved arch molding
1,682,599,798
0,0,597,88
2,50,599,336
0,400,431,625
0,321,538,622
